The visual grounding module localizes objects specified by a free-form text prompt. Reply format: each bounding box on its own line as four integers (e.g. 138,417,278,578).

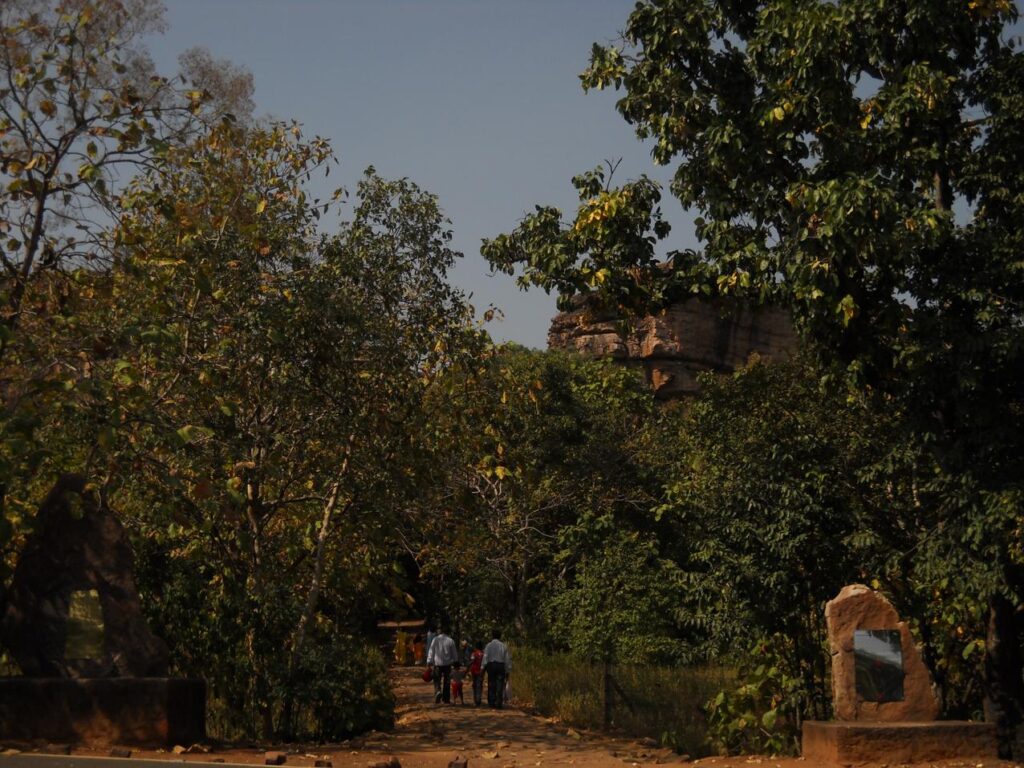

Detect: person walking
426,625,458,704
482,629,512,709
425,626,436,660
469,640,485,706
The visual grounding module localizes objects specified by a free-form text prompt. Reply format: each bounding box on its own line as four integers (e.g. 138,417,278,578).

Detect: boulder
548,298,797,399
0,474,168,678
825,584,940,721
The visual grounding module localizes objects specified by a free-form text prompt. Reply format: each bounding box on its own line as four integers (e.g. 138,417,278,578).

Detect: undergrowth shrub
281,636,395,741
704,640,803,755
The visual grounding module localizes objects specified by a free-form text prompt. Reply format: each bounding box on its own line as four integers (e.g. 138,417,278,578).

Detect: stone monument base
0,677,205,746
802,720,997,765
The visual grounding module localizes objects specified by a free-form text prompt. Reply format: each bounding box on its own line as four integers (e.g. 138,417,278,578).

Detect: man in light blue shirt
482,630,512,709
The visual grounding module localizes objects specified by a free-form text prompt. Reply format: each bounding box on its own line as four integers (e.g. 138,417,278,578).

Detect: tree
657,359,928,720
177,46,255,127
108,122,481,737
0,0,200,332
545,530,689,731
414,347,657,639
0,0,251,580
484,0,1024,751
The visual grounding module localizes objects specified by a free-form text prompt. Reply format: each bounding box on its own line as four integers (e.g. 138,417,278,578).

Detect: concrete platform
0,678,205,746
802,720,998,765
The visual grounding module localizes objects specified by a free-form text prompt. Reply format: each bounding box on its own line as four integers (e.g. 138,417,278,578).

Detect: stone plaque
854,629,903,702
825,584,939,720
65,589,105,660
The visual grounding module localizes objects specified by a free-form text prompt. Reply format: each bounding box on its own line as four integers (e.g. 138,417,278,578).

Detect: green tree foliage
658,359,894,700
0,0,248,577
415,347,658,640
484,0,1024,750
652,358,903,746
0,1,493,737
545,530,688,666
104,122,481,737
482,162,674,313
649,356,998,752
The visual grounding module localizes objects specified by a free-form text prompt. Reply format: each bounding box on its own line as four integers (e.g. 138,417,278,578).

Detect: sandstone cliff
547,298,798,399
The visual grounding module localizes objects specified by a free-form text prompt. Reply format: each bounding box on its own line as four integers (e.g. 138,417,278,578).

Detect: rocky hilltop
548,298,798,399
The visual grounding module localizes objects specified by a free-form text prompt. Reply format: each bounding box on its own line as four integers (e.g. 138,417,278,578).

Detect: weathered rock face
825,584,940,722
547,298,798,398
1,474,168,678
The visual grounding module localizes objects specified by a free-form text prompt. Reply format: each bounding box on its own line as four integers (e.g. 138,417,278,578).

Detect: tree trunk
279,480,343,738
515,556,530,636
245,624,275,740
603,659,613,731
984,592,1024,758
279,435,355,739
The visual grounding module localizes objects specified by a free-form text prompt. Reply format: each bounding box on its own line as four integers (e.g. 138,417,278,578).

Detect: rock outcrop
547,298,798,398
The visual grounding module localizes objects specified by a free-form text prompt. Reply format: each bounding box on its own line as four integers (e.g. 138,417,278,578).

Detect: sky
145,1,697,349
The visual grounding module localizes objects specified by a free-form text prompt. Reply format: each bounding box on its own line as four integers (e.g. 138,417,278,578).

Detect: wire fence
510,645,733,757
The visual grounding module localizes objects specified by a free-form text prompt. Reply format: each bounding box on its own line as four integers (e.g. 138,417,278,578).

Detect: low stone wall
0,677,205,746
802,720,998,765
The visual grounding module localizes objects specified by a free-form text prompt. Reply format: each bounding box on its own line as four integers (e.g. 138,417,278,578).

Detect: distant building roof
376,619,426,630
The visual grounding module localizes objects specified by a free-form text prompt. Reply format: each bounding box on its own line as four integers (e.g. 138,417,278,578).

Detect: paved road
0,757,251,768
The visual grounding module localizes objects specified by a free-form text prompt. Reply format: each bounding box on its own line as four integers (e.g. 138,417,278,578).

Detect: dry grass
510,646,732,757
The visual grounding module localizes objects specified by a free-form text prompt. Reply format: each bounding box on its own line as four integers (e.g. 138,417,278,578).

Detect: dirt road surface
8,667,1019,768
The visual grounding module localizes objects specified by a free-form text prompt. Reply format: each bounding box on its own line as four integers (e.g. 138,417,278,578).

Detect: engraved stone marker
0,474,168,677
825,584,939,721
0,475,207,747
804,584,997,764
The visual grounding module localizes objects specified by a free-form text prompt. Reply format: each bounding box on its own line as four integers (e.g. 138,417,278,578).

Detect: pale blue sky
146,1,696,348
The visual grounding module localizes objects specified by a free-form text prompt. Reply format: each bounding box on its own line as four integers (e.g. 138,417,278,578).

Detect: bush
134,538,394,741
704,639,803,756
281,636,395,741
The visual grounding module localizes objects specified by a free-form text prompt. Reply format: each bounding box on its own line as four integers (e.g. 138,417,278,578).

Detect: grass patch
510,645,732,757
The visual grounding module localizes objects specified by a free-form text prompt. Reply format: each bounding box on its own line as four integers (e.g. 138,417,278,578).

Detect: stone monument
826,583,940,722
0,475,205,746
802,583,997,764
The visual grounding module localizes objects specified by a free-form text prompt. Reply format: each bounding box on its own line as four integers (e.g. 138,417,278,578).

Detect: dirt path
59,667,1021,768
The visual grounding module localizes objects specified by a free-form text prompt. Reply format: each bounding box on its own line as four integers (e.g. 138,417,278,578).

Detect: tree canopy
484,0,1024,753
